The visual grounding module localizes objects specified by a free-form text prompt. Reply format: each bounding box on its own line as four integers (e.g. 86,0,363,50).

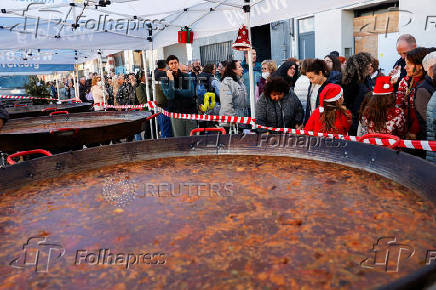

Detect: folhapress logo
9,237,65,273
360,236,415,272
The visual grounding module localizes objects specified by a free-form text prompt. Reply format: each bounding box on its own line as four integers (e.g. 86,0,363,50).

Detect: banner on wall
0,64,74,75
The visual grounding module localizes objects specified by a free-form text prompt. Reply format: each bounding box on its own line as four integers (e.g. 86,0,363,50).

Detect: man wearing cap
358,76,406,137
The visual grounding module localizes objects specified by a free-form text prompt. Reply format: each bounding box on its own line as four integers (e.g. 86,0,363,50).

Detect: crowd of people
1,33,435,160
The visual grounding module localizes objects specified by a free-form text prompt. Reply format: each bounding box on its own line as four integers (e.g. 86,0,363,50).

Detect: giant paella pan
0,134,435,289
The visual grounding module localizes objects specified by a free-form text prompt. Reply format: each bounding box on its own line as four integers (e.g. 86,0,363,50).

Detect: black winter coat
343,76,373,135
256,89,304,132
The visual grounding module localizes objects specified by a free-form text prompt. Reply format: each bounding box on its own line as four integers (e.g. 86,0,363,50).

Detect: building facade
156,0,435,73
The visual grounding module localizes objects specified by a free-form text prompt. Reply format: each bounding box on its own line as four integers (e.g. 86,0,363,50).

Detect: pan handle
14,104,27,107
7,149,52,165
359,133,400,149
42,107,57,112
49,128,79,135
71,100,82,103
49,111,69,117
190,127,227,136
146,112,161,121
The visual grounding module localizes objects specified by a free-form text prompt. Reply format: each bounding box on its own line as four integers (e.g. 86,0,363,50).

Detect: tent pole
72,66,79,101
97,50,106,109
148,24,159,139
142,50,154,139
244,0,256,126
76,65,80,101
55,72,61,104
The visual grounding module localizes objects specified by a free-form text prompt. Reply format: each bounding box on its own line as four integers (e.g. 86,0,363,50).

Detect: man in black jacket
161,55,197,137
0,104,9,130
79,77,88,102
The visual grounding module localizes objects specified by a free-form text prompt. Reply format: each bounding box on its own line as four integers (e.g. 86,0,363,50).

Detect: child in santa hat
358,76,406,137
304,83,352,134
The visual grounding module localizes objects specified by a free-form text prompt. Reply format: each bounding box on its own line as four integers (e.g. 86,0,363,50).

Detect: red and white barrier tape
95,101,436,152
0,95,80,103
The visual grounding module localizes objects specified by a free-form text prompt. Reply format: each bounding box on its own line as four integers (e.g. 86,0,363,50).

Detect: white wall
378,32,400,74
400,0,436,48
163,43,189,65
341,10,354,57
315,9,343,58
315,9,355,58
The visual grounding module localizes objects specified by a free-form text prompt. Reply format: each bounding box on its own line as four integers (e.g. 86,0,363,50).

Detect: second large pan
0,111,151,152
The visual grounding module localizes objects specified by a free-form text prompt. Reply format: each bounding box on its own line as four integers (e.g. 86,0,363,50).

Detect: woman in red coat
304,83,352,135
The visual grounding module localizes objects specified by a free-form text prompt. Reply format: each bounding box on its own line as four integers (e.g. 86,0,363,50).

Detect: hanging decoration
232,25,251,51
178,26,194,44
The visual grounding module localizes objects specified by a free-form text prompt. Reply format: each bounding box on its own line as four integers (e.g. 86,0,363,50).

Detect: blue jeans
157,108,173,138
134,133,143,141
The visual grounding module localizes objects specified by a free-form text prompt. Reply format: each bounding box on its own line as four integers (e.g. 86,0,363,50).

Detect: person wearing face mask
255,60,277,102
396,47,429,140
255,77,304,132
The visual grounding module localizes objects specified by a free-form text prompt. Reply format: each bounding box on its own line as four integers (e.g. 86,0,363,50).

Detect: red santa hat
232,25,251,51
373,76,393,95
318,83,343,113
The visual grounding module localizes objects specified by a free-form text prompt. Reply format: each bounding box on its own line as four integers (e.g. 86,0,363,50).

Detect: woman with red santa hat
304,83,352,134
358,76,406,137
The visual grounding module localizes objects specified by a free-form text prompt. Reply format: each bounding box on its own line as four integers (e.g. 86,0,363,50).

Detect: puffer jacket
219,76,249,118
427,91,436,162
294,75,310,111
256,90,304,131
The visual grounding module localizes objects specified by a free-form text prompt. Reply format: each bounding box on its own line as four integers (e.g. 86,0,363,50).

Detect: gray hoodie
219,76,249,118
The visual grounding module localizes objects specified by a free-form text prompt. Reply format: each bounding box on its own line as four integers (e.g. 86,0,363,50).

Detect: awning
0,0,368,50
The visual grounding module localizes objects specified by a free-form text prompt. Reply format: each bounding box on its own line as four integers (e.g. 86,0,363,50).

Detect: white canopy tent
0,0,374,50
